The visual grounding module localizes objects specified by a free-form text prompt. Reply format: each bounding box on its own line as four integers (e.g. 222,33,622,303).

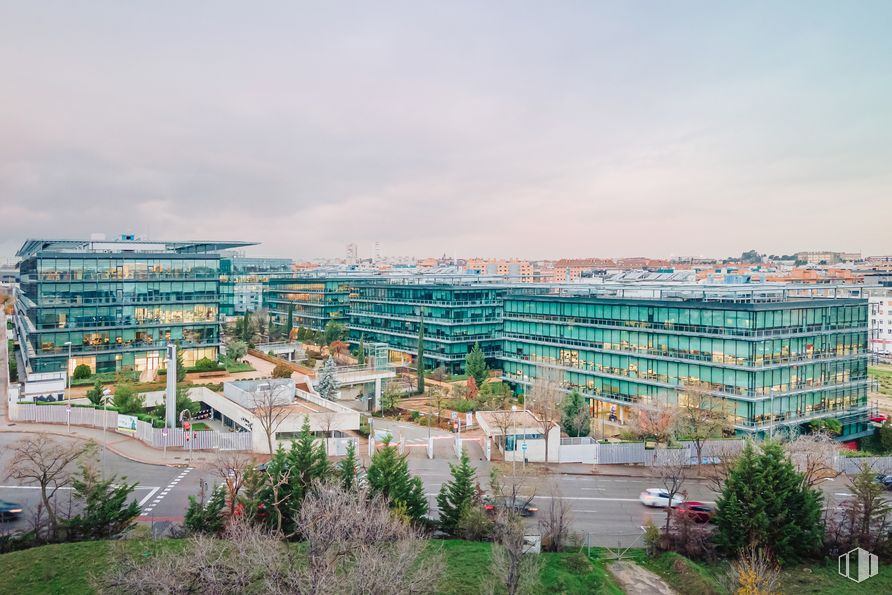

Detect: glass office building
14,238,253,376
349,280,508,373
500,286,870,439
219,256,293,316
264,276,376,333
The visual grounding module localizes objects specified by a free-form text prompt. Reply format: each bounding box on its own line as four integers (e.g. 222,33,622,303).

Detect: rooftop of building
504,283,868,308
16,237,258,258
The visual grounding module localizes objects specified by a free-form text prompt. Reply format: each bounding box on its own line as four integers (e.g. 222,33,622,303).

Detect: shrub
457,506,494,541
72,364,92,380
193,357,221,372
272,363,293,378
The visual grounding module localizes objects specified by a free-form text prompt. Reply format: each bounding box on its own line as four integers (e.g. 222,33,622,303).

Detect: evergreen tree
357,334,366,366
367,439,428,523
241,311,252,342
417,310,425,394
286,304,294,340
184,483,226,535
65,465,141,539
715,441,822,563
175,347,186,382
85,379,105,407
286,416,330,510
561,390,591,437
316,356,338,400
338,440,359,491
436,449,478,534
464,342,488,388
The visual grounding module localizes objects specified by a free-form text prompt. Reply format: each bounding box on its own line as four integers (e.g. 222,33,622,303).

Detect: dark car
671,501,715,523
483,496,538,517
0,500,24,521
875,474,892,490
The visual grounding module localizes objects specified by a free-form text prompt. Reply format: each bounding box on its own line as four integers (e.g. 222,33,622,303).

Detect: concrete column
374,377,382,412
165,343,177,429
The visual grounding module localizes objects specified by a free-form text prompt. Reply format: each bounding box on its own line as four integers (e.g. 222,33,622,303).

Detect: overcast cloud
1,1,890,261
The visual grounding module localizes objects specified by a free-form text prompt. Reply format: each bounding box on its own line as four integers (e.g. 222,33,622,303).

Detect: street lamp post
101,388,111,477
64,341,72,432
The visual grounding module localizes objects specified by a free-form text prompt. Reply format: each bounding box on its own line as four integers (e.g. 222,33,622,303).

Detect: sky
1,1,890,261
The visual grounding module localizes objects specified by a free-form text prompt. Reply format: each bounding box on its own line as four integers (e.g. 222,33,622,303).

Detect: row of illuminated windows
350,327,500,356
502,322,866,365
354,287,505,303
32,282,218,305
34,325,219,355
504,300,866,330
503,363,866,424
28,257,219,281
31,304,218,330
350,317,502,340
349,303,502,321
502,341,865,394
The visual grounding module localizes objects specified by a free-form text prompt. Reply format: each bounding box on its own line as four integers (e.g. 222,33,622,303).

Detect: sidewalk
0,421,222,467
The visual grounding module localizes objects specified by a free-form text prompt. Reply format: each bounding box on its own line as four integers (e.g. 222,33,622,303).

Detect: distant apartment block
465,258,535,282
14,237,253,376
795,251,862,265
219,255,293,316
868,287,892,356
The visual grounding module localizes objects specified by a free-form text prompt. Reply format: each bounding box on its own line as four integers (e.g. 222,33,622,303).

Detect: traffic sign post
162,427,169,458
66,404,71,433
521,441,528,469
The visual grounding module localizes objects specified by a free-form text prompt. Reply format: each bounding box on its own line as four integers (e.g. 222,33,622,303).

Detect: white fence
837,456,892,475
597,442,647,465
11,403,252,452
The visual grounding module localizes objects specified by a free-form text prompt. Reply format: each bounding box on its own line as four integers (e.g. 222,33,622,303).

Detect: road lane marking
138,487,160,507
142,468,193,512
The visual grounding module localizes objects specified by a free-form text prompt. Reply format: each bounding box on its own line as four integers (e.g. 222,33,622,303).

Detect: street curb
0,425,195,468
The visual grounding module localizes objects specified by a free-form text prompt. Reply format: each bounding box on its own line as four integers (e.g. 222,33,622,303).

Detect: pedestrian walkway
0,422,220,467
143,467,193,513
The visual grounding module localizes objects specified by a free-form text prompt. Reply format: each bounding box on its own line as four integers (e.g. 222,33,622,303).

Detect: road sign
66,405,71,413
521,442,528,451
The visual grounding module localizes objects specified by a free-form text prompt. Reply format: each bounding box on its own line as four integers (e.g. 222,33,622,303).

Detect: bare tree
656,447,689,533
318,410,339,454
727,543,781,595
5,435,95,540
675,385,732,465
538,486,573,552
704,442,744,494
784,430,841,488
489,409,515,454
250,383,293,454
251,308,271,343
97,485,445,595
207,450,258,517
488,512,542,595
627,395,677,444
525,367,564,463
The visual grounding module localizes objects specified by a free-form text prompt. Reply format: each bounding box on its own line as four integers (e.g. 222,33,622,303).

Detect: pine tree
85,379,105,407
184,483,226,535
561,390,591,437
316,356,338,400
241,311,252,342
437,449,478,534
175,347,186,382
338,440,359,491
357,334,366,366
464,342,488,388
288,416,330,506
367,439,428,523
417,310,425,394
715,441,822,563
65,465,141,539
285,304,294,340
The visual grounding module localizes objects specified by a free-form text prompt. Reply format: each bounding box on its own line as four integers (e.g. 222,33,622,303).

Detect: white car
639,488,684,508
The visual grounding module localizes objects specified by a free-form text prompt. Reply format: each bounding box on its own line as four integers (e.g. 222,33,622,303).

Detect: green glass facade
13,239,253,377
500,293,870,438
349,283,506,373
265,277,371,333
219,256,292,316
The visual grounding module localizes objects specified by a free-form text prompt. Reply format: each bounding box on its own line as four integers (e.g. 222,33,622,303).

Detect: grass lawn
190,422,210,431
0,539,622,595
870,365,892,397
223,360,255,373
642,550,892,594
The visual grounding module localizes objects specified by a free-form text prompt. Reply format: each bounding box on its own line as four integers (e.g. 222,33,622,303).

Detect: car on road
671,501,715,523
483,495,539,517
639,488,685,508
0,500,24,521
875,474,892,490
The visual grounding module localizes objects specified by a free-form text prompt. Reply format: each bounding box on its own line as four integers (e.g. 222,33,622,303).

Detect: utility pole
64,341,72,432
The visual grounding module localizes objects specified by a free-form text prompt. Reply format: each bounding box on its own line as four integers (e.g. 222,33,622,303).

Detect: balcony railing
503,313,867,339
502,331,867,370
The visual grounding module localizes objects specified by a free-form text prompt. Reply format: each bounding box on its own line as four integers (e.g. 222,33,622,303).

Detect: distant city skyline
1,2,890,261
